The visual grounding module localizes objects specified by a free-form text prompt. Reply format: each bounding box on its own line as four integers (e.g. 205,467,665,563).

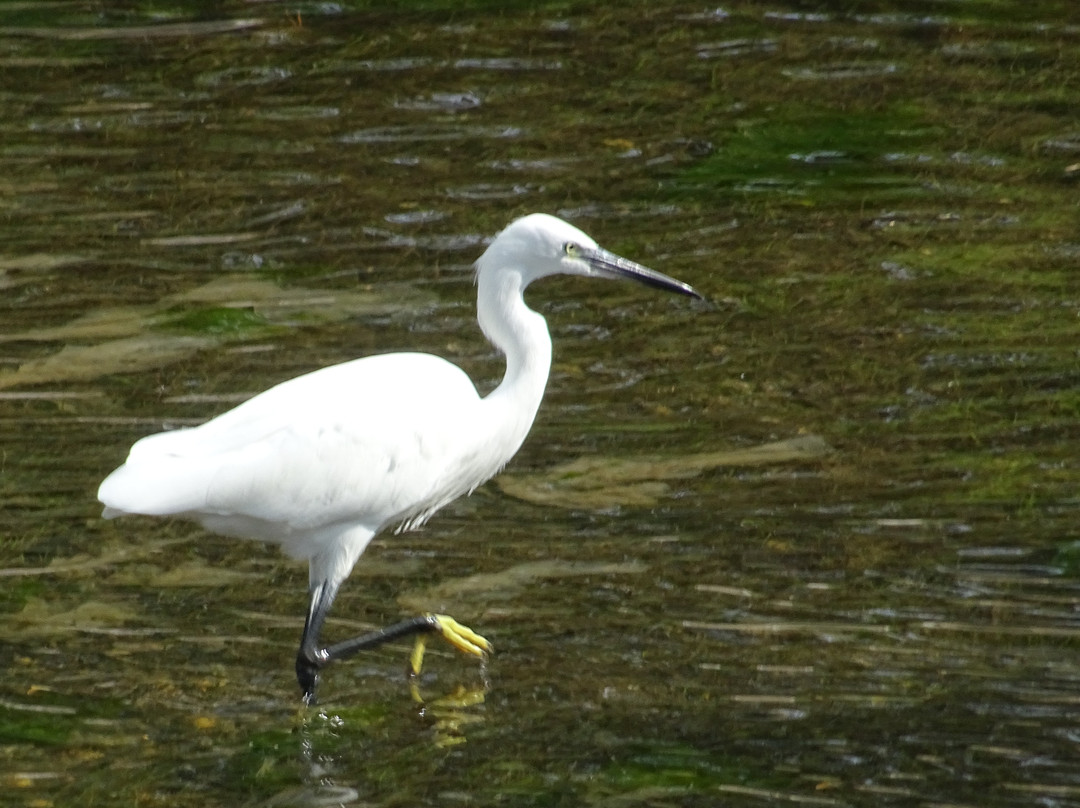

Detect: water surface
1,1,1079,806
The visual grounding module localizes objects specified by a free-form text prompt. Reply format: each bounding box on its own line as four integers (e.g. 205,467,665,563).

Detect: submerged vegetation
0,0,1077,805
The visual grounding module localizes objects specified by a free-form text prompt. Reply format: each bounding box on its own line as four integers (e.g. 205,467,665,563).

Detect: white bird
98,213,701,702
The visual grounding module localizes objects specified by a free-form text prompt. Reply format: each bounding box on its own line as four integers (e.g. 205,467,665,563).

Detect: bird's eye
563,242,579,257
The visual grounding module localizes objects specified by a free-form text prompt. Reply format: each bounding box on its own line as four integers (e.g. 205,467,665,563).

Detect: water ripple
329,57,561,73
697,39,777,58
782,62,900,80
340,124,523,144
764,11,830,23
384,210,447,225
486,157,581,173
451,57,561,71
196,65,293,88
444,183,538,201
361,227,487,252
392,92,482,112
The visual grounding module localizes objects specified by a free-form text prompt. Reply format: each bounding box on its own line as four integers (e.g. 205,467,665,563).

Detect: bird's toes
431,614,493,658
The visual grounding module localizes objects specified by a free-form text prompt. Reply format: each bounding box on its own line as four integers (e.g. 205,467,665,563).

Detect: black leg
295,580,446,704
322,615,442,664
296,580,336,704
296,652,325,705
295,579,492,704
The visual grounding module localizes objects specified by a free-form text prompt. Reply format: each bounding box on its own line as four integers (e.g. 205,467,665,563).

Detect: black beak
584,247,702,299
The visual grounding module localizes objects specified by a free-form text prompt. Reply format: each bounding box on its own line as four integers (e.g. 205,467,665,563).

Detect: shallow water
2,1,1079,806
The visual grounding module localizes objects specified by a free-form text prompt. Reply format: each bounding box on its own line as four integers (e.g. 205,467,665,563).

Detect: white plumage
99,213,700,702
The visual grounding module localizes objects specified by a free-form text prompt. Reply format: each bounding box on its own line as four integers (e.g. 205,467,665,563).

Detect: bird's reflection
272,676,490,805
411,681,488,748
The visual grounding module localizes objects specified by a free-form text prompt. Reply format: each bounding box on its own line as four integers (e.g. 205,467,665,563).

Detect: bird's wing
98,353,486,535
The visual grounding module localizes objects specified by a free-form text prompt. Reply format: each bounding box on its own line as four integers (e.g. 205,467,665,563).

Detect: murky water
2,1,1079,805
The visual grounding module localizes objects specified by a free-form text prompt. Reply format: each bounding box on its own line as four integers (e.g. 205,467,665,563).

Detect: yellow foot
409,614,492,677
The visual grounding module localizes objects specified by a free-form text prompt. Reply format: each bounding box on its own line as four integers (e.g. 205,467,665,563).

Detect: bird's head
477,213,702,299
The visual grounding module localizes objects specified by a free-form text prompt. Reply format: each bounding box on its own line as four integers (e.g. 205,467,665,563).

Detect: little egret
98,213,701,702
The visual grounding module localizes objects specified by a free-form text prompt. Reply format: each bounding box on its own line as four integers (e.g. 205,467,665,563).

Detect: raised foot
434,614,492,657
410,614,492,677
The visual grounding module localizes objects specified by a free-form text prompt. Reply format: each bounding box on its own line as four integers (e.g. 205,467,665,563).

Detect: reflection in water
278,682,488,806
412,684,489,749
279,713,361,808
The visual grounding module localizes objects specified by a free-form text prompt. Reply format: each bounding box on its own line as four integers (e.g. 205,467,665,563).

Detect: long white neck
476,263,552,450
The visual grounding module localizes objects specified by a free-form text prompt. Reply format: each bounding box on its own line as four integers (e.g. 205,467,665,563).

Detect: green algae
677,108,941,204
592,743,797,804
161,306,269,337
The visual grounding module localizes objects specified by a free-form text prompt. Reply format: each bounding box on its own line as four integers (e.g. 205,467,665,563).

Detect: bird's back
99,352,497,554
